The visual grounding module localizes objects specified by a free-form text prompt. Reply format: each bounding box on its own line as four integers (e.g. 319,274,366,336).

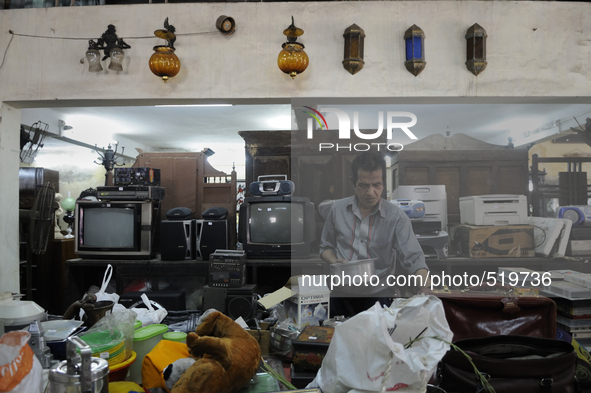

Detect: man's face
354,169,384,210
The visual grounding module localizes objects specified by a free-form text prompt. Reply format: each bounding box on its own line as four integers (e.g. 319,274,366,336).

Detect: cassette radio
96,186,165,201
249,175,294,196
114,167,161,186
390,199,426,219
557,206,591,227
208,250,247,288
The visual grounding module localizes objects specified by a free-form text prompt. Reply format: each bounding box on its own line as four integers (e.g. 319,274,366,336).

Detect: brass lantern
149,18,181,82
342,24,365,75
465,23,487,76
277,17,308,79
404,25,425,77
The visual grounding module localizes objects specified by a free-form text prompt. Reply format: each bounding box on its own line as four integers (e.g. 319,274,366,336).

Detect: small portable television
238,195,316,259
75,200,158,259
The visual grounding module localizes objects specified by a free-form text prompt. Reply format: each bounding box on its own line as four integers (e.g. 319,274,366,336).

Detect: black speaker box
202,207,228,220
196,219,230,260
160,220,195,260
202,284,257,320
166,207,193,220
227,284,257,320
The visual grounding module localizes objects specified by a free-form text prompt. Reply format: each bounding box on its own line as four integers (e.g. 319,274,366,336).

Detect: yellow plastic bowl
108,351,137,382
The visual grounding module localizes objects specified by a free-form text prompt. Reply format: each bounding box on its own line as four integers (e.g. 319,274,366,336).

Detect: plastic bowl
108,351,137,382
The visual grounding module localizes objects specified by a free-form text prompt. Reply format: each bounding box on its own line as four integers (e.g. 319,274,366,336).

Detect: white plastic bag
309,295,453,393
0,331,43,393
132,293,168,327
80,264,124,319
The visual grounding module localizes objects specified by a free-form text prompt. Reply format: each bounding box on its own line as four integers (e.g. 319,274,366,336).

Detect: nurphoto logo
301,106,418,152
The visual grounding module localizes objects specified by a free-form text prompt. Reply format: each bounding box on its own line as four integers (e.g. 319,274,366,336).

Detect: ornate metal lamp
342,24,365,75
404,24,426,76
465,23,487,76
84,25,131,73
277,17,309,79
149,18,181,82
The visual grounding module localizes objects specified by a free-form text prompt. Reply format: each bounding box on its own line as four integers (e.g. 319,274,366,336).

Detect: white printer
459,194,528,226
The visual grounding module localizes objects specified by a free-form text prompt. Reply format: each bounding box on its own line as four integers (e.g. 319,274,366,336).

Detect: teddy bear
170,310,262,393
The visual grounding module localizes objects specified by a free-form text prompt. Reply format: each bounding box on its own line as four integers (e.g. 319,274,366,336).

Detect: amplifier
209,250,247,287
96,186,165,201
114,167,161,186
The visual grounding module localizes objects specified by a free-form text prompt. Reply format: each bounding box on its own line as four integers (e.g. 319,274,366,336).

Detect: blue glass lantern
404,25,425,76
465,23,487,76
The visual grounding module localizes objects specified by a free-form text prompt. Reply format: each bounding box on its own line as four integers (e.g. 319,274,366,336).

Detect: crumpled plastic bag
132,293,167,327
79,309,137,361
0,331,43,393
308,294,453,393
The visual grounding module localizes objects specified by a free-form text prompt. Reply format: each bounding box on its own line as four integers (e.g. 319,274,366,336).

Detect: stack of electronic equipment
540,269,591,349
238,175,316,259
557,206,591,256
454,194,534,258
75,167,165,259
391,185,449,260
202,250,259,320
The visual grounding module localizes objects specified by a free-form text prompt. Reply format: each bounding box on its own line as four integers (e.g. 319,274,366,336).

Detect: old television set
238,196,315,259
75,200,158,259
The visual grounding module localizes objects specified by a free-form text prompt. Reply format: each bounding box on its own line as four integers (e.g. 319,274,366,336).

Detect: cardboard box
258,276,330,329
453,224,535,258
246,322,271,355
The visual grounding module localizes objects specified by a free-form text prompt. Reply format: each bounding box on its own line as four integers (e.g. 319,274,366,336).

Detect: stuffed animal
170,311,261,393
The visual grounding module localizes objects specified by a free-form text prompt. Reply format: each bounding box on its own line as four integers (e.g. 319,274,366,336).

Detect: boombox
390,199,426,219
249,175,294,196
557,206,591,226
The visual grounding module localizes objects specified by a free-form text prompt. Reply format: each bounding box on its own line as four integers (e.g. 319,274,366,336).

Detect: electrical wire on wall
0,28,223,71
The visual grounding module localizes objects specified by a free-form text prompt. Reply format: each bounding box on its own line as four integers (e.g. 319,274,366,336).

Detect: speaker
166,207,193,220
160,220,194,260
196,219,229,260
202,207,228,220
227,284,257,320
202,284,258,320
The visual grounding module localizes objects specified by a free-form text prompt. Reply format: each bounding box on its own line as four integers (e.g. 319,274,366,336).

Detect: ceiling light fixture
277,16,309,79
149,18,181,82
154,104,233,107
84,25,131,73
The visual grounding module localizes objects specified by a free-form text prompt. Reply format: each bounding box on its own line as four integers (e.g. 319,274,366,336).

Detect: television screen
82,207,135,248
249,202,304,244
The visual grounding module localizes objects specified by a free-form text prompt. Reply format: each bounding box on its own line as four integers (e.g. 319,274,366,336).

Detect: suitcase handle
461,283,514,295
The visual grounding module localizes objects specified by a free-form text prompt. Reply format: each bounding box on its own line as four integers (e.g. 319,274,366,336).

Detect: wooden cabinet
133,151,237,248
391,134,529,226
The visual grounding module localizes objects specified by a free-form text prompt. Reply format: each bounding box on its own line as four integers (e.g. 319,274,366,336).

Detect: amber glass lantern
149,46,181,82
149,18,181,82
277,17,308,79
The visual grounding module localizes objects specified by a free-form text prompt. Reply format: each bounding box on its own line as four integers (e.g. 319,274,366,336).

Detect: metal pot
47,336,109,393
269,327,298,360
329,258,376,279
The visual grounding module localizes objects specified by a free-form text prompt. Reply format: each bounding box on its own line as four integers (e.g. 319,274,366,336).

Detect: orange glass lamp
277,17,308,79
149,18,181,82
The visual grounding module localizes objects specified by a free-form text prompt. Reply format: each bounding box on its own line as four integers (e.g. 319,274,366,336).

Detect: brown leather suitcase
423,286,556,341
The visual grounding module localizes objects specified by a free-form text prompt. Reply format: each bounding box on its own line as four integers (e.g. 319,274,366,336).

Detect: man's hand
320,250,347,264
415,268,431,287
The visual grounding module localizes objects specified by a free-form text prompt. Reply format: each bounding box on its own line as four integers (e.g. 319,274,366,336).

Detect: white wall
1,0,591,295
0,103,21,294
0,1,590,103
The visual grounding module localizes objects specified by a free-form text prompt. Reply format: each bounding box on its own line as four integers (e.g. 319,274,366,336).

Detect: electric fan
20,121,48,165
